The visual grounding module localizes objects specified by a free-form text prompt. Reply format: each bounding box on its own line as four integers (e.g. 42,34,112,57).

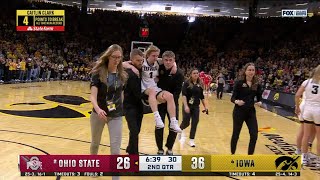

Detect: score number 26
117,157,130,169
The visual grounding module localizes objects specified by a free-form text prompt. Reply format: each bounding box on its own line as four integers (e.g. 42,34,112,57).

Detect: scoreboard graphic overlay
16,10,65,32
19,155,301,177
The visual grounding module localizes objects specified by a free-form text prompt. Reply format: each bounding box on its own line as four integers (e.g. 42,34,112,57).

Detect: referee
230,63,262,155
123,49,144,155
216,73,225,99
156,51,184,155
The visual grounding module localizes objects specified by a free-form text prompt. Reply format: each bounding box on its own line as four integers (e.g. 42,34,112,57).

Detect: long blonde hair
238,62,259,90
187,68,204,89
145,45,160,59
311,65,320,84
90,44,127,85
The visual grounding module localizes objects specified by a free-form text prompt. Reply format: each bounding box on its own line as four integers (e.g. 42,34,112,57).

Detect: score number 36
191,157,205,169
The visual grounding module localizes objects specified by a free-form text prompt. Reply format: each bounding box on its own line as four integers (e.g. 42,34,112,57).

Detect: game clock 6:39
145,156,161,162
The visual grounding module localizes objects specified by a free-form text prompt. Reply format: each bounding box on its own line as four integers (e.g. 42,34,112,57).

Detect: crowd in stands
0,0,319,94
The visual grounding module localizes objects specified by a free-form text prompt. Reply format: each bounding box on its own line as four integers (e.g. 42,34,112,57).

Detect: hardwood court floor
0,81,318,180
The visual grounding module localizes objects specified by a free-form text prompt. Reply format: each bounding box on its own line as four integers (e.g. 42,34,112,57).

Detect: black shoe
157,150,164,155
166,150,173,155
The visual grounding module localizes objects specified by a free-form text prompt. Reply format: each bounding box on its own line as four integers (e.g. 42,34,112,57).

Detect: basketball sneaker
302,153,310,166
315,157,320,170
189,139,196,147
295,148,301,155
157,150,164,155
307,152,317,160
155,115,164,129
166,150,173,155
170,119,182,133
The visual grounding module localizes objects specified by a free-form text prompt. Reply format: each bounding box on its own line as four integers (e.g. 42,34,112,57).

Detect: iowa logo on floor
0,95,89,118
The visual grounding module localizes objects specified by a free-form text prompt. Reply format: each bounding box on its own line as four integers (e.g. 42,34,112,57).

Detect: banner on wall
262,90,295,108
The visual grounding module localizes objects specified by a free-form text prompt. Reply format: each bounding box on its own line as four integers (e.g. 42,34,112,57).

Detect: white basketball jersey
302,79,320,106
141,59,159,91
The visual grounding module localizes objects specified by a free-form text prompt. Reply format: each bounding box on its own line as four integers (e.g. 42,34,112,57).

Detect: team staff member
180,68,208,147
123,49,144,155
156,51,184,155
89,44,127,180
230,62,262,155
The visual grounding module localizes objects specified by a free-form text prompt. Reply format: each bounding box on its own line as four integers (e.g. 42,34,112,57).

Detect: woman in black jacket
179,68,208,147
230,62,262,155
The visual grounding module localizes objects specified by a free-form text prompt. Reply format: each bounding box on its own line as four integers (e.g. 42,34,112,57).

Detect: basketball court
0,81,318,179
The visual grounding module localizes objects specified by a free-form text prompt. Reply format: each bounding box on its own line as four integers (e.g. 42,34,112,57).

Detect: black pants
3,67,8,81
180,105,200,139
125,107,143,154
231,107,258,155
8,70,12,81
217,84,224,99
155,103,179,151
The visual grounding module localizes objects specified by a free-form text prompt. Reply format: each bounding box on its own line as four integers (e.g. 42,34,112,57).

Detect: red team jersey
200,71,205,84
199,72,212,85
204,74,212,85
